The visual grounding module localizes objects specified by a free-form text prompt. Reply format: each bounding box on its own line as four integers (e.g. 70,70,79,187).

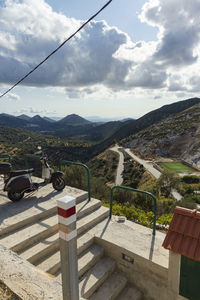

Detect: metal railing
24,154,41,169
110,185,157,235
59,160,91,202
0,154,11,163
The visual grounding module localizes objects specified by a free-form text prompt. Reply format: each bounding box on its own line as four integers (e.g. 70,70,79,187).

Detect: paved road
110,146,124,185
125,148,182,201
125,149,161,179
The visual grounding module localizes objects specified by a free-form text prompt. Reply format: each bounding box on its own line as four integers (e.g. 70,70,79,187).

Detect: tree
157,170,179,198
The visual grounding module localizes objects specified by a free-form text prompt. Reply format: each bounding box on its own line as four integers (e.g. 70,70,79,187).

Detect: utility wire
0,0,113,99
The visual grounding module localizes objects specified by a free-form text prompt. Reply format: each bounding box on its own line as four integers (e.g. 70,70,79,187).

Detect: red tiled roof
162,206,200,261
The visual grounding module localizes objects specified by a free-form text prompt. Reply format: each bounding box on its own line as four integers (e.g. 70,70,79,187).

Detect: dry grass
0,281,20,300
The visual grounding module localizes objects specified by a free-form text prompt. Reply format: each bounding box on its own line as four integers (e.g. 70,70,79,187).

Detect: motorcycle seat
10,168,34,177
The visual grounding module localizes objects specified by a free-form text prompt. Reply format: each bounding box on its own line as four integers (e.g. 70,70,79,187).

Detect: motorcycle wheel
52,177,65,191
8,191,24,202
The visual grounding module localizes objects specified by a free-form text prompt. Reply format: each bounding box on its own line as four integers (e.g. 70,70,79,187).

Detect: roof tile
162,206,200,261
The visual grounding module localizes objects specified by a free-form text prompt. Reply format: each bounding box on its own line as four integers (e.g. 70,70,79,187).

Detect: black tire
8,191,24,202
52,177,65,191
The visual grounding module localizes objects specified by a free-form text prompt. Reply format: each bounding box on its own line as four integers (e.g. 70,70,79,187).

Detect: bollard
57,196,79,300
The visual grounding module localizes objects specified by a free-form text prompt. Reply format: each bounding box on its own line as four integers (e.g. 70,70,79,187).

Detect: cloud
5,92,20,100
16,107,56,115
0,0,130,91
1,0,200,98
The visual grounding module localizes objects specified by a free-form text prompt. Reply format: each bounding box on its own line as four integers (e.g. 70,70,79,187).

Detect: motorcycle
0,155,65,202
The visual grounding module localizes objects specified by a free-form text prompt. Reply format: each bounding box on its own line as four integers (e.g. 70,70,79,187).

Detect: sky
0,0,200,120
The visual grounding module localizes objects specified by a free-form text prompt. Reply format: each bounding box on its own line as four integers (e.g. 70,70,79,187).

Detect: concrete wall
95,237,184,300
0,244,63,300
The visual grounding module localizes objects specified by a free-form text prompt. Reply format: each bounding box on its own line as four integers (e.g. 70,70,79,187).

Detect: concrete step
78,243,104,278
1,214,58,252
0,199,103,253
35,240,101,276
79,256,116,299
88,271,127,300
77,206,109,236
116,285,143,300
20,231,94,265
38,243,103,276
0,186,88,237
20,232,60,264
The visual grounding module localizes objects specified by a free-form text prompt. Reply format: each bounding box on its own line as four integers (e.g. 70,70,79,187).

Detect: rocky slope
122,103,200,168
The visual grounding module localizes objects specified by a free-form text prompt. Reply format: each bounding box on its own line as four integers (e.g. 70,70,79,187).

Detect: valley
0,97,200,230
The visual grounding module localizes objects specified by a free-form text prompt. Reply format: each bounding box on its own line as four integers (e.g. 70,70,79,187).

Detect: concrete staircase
0,187,142,300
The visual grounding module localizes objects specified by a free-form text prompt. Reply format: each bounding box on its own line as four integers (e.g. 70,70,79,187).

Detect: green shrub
182,175,200,184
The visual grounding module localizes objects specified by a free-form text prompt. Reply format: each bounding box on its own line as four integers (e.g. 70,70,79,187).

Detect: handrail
59,160,91,202
0,154,11,163
24,154,41,169
110,185,157,235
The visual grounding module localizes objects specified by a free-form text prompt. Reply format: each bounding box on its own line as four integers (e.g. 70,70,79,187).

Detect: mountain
29,115,51,126
43,116,56,122
83,121,123,142
58,114,91,125
112,97,200,141
0,114,28,128
122,103,200,168
90,97,200,157
17,114,31,121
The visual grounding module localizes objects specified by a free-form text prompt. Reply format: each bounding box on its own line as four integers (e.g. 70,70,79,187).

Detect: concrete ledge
0,243,62,300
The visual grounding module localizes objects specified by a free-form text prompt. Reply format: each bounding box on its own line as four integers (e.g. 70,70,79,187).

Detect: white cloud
5,92,20,100
1,0,200,99
16,107,56,115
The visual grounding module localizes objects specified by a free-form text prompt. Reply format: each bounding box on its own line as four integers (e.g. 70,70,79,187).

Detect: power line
0,0,113,99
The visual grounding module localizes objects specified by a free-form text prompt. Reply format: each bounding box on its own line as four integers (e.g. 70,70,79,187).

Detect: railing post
57,195,79,300
60,160,91,202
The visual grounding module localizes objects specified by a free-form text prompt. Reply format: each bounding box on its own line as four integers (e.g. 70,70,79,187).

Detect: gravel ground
0,281,20,300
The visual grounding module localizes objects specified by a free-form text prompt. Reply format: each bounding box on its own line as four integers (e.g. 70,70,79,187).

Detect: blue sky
0,0,200,119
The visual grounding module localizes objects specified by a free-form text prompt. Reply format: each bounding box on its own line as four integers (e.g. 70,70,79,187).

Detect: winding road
110,146,124,185
111,146,182,201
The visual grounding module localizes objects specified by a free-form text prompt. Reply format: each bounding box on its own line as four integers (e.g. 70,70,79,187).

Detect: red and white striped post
57,196,79,300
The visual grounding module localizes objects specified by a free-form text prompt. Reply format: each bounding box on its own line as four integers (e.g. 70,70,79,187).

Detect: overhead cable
0,0,113,99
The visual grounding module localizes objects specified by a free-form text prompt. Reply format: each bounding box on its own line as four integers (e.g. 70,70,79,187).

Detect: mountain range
0,113,131,141
0,97,200,167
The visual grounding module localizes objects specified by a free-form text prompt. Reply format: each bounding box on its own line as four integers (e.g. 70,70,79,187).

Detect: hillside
122,103,200,168
0,127,92,169
91,97,200,155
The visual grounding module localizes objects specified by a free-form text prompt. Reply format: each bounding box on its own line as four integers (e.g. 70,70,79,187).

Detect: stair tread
39,243,103,274
1,214,57,249
117,285,143,300
0,184,88,236
78,244,104,278
79,256,116,298
77,206,109,235
1,199,103,250
89,271,127,300
20,232,59,261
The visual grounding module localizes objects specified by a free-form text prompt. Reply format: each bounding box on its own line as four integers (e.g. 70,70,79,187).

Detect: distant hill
29,115,51,126
18,114,31,121
0,113,125,142
0,114,28,128
58,114,91,125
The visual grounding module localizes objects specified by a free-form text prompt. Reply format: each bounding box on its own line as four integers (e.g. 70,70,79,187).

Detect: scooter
0,156,65,202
